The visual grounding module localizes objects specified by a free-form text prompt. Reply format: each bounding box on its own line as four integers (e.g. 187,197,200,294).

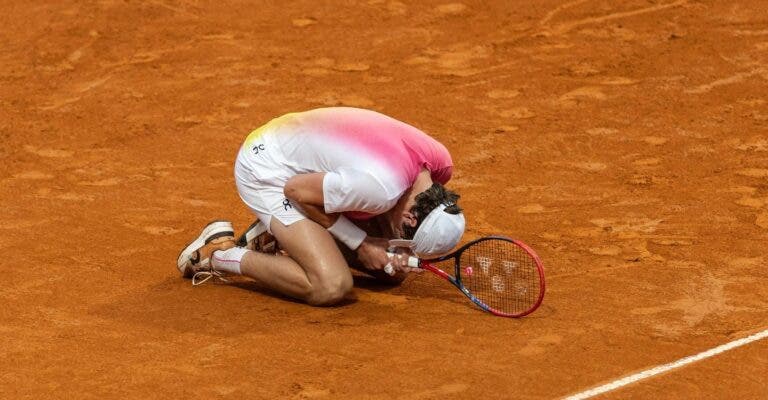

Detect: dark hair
402,183,462,239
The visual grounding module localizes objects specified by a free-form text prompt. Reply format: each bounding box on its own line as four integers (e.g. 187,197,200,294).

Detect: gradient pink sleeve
323,168,397,215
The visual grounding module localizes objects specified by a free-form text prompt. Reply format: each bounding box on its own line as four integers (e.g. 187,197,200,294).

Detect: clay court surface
2,0,768,398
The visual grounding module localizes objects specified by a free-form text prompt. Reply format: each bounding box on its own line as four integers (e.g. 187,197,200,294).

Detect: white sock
211,247,248,275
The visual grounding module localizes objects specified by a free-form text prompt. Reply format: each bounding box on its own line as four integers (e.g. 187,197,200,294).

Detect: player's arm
283,172,337,228
284,169,394,231
284,171,405,273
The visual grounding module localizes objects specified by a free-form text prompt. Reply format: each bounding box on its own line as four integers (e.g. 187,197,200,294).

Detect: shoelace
192,269,230,286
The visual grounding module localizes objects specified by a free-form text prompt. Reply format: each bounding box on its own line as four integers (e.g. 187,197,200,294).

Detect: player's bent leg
269,218,353,305
236,218,353,306
237,218,404,287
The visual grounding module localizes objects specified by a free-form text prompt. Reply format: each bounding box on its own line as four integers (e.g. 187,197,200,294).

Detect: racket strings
460,239,541,315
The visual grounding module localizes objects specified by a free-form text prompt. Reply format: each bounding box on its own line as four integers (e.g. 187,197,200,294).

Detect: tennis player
176,107,465,306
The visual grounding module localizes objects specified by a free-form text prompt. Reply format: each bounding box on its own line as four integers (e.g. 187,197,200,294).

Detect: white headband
410,203,465,257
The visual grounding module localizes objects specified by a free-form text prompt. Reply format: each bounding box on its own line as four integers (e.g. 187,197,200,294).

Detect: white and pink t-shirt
235,107,453,224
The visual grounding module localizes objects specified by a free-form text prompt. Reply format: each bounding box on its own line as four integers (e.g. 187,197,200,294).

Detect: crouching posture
176,107,465,306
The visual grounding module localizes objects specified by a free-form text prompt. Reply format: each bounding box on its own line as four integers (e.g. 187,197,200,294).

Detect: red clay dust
1,1,767,399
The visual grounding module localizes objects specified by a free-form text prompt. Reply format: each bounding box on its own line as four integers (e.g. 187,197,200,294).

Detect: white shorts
234,132,306,234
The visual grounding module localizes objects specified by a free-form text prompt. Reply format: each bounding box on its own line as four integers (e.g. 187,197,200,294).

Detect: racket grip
384,252,419,275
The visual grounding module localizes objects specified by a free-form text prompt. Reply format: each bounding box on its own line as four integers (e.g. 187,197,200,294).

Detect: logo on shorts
251,143,265,155
283,198,292,210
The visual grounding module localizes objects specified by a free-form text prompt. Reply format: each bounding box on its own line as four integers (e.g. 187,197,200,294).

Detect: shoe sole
177,220,235,278
235,220,267,250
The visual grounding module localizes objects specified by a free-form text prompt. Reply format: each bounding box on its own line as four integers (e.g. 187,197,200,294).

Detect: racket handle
384,252,419,275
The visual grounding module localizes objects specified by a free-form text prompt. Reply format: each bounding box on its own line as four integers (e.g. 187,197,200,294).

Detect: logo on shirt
251,143,265,155
282,199,293,211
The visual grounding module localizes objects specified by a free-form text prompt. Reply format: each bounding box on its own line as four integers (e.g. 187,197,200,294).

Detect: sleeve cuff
327,215,367,250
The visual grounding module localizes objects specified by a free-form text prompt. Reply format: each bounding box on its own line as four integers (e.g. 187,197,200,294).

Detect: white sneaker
176,220,235,280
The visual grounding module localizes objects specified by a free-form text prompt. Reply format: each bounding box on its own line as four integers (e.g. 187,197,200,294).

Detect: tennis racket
386,236,546,318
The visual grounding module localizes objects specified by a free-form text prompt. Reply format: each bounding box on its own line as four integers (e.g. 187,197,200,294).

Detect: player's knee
307,273,353,306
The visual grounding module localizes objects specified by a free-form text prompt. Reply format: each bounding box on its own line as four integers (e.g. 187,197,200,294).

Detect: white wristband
327,215,367,250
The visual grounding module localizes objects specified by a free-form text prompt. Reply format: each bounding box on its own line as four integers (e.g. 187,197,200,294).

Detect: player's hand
356,236,391,272
386,246,421,275
355,236,407,273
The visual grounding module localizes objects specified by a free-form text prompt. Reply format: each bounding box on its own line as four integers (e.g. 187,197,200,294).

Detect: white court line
563,328,768,400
